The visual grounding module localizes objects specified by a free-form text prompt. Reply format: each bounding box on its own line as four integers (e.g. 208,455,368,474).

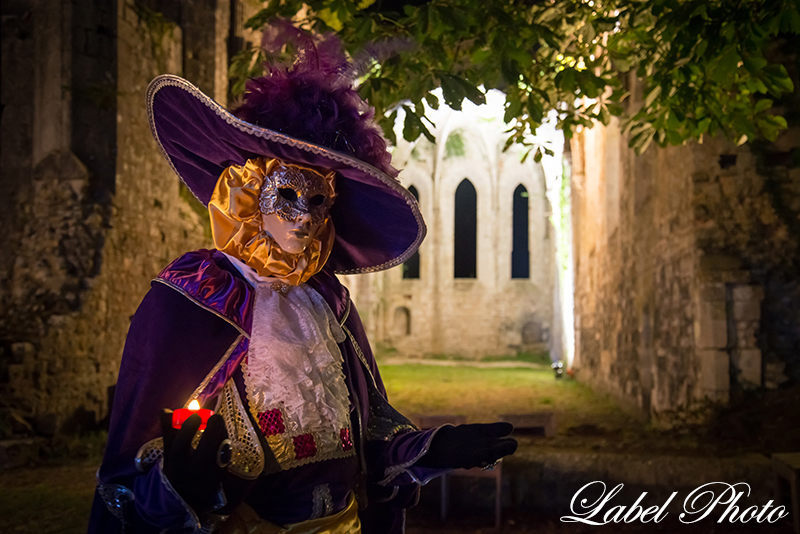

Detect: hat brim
147,75,425,275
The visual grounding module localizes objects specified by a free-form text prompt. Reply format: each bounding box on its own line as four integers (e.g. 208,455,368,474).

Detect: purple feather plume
234,20,397,177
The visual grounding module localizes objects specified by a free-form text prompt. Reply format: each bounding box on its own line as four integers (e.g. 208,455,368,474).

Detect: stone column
729,284,764,388
32,0,72,165
182,0,230,104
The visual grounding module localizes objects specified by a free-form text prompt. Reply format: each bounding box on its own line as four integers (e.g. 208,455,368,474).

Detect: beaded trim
97,482,134,524
215,380,265,480
310,484,334,519
342,324,379,391
146,75,426,275
186,333,245,406
134,437,164,473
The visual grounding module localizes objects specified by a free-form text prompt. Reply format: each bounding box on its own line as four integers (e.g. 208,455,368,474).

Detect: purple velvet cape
88,250,446,534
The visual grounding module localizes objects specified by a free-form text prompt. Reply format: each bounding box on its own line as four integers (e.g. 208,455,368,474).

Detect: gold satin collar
208,158,335,285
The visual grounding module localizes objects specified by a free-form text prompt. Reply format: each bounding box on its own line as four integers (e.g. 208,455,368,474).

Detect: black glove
159,411,230,514
416,422,518,469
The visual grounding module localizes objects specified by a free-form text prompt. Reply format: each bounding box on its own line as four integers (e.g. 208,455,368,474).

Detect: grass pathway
379,363,636,432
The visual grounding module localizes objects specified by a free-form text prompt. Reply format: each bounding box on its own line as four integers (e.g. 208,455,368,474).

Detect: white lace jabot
221,252,354,470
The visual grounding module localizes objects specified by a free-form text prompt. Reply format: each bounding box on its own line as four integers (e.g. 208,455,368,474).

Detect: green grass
479,351,552,365
0,462,97,534
380,364,631,431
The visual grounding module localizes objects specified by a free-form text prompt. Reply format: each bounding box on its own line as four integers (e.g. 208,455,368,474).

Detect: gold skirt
219,494,361,534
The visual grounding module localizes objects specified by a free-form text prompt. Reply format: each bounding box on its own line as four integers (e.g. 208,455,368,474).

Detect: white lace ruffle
245,281,349,439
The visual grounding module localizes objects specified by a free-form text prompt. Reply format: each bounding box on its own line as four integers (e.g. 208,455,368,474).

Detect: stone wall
571,88,800,415
0,0,230,435
344,103,558,359
572,118,699,414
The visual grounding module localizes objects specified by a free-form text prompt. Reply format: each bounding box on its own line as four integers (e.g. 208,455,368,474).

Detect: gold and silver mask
259,162,336,224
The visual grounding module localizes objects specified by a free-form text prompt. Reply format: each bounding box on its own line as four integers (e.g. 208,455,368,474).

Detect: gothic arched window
403,186,420,279
454,179,477,278
512,184,530,278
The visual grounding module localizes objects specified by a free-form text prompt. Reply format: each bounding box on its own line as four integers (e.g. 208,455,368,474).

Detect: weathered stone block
719,270,752,284
699,254,741,272
34,412,58,437
735,321,759,348
731,285,764,302
694,300,727,348
7,364,25,385
732,299,761,322
764,361,790,389
719,176,738,198
700,283,726,302
697,349,729,401
10,342,34,364
734,349,761,388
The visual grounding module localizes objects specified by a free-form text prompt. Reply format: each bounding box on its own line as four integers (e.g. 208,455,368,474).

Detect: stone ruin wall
343,109,557,360
572,74,800,416
0,0,248,436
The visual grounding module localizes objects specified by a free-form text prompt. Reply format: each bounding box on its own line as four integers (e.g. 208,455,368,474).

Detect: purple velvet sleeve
89,282,241,533
376,427,453,487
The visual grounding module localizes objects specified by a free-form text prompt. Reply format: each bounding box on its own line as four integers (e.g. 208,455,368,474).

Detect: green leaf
781,8,800,34
694,40,708,58
527,98,545,123
439,74,465,110
666,110,681,130
634,129,655,154
644,85,662,109
754,99,773,114
555,68,577,93
665,129,683,145
696,117,712,135
383,109,398,146
439,74,486,108
769,115,788,129
576,71,600,98
504,93,523,123
710,48,741,84
402,105,420,141
454,76,487,106
424,92,440,110
765,64,795,93
743,55,768,73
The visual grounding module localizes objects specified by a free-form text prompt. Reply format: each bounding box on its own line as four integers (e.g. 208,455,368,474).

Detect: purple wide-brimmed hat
146,31,424,275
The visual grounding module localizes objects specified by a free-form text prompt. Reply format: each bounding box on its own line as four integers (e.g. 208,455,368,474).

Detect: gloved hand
416,422,518,469
159,411,230,514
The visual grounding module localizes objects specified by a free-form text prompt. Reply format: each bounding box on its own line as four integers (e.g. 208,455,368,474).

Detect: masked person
89,31,517,534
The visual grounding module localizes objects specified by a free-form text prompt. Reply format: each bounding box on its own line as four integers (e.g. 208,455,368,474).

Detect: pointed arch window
403,186,420,279
454,179,477,278
512,184,530,278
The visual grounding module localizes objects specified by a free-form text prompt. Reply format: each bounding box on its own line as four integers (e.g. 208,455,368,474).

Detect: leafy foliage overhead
231,0,800,156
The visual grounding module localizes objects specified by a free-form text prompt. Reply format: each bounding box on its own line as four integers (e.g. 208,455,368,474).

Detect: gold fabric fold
219,493,361,534
208,158,335,285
